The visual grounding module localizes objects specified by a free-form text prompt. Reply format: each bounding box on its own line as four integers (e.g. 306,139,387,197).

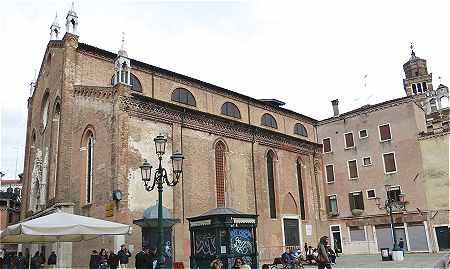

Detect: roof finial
70,1,75,13
121,32,125,51
410,42,416,58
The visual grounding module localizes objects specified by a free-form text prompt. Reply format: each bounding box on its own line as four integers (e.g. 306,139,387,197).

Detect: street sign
105,203,114,217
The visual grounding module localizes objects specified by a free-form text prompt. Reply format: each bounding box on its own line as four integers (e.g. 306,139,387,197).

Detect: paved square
301,253,444,268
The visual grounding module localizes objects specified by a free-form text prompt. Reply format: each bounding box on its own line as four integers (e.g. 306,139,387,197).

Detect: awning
0,212,131,244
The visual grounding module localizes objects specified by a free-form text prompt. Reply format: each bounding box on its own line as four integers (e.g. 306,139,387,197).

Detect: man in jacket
89,250,101,269
118,244,131,268
135,248,146,269
47,251,57,268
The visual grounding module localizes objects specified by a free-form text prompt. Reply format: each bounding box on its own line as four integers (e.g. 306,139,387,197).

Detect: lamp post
375,184,407,252
139,134,184,269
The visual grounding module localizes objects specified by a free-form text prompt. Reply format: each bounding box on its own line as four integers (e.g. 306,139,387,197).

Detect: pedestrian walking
89,250,101,269
433,251,450,269
30,251,41,269
333,239,340,257
16,252,27,269
117,244,131,269
316,236,332,269
135,248,147,269
107,250,119,269
47,251,57,268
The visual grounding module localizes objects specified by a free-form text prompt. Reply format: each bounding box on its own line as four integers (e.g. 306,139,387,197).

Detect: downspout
248,98,258,215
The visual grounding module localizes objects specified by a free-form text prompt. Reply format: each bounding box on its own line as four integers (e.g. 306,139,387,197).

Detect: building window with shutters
325,164,335,183
362,156,372,167
267,151,277,219
349,191,364,211
215,141,226,207
349,226,367,241
323,138,332,153
296,160,306,220
327,195,338,216
344,132,355,149
387,186,401,202
359,129,368,139
347,160,358,180
383,152,397,174
379,123,392,142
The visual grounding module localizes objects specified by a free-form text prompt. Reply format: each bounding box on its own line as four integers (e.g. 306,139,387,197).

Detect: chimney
331,99,339,116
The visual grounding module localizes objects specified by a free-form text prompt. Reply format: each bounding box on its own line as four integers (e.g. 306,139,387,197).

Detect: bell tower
49,13,61,40
113,33,131,86
65,2,78,35
403,43,433,96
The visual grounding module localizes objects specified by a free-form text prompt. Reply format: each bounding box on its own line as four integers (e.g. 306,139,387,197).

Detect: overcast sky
1,0,449,179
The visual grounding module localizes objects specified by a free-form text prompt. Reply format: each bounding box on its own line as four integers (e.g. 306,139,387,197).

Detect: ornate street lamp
374,184,407,253
139,134,184,269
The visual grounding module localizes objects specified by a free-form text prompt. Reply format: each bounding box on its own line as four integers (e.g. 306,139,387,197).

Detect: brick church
20,5,328,267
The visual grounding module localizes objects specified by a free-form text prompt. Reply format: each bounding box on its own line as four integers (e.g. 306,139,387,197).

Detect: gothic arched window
41,92,50,130
111,73,142,92
296,160,306,220
267,150,277,218
86,133,94,204
261,113,278,129
171,88,196,107
81,128,95,205
215,141,226,207
221,102,241,119
294,123,308,137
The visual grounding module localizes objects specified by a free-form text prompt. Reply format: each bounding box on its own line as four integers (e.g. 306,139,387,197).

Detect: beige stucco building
316,48,450,255
19,7,328,268
418,126,450,252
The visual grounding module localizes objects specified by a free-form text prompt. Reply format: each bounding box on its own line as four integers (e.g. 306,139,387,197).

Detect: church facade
20,6,328,267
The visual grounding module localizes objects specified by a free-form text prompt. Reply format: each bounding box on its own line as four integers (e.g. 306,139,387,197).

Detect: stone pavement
301,253,444,268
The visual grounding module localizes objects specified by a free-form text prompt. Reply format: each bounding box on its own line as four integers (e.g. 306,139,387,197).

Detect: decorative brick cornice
73,85,118,99
120,93,321,155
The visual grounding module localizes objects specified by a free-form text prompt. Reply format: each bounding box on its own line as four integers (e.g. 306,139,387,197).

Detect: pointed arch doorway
281,192,303,249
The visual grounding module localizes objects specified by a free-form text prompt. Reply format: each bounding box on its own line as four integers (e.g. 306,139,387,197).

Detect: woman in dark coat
30,251,41,269
317,236,332,269
107,250,119,269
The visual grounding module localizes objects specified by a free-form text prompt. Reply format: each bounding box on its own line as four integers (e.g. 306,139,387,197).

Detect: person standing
16,252,27,269
135,248,147,269
107,250,119,269
317,236,332,269
30,251,41,269
118,244,131,269
146,247,157,269
89,250,101,269
47,251,57,268
398,238,405,254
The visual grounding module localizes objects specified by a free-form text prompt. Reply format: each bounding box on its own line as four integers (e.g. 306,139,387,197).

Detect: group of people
280,236,337,269
89,244,133,269
210,257,251,269
89,244,163,269
0,248,57,269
